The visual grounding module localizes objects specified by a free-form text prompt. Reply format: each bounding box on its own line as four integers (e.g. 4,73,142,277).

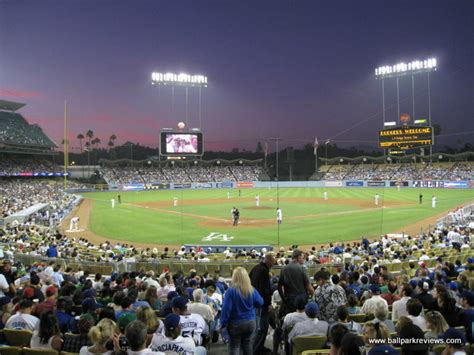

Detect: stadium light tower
151,72,208,129
375,58,437,126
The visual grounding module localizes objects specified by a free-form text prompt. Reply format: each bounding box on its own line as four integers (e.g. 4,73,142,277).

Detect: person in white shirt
361,284,389,316
419,251,430,261
173,197,178,207
406,298,428,331
431,196,436,208
255,194,260,207
123,320,165,355
5,299,39,331
282,295,309,332
227,192,230,199
323,191,328,200
187,289,214,323
276,208,282,224
0,273,9,297
80,318,118,355
150,313,206,355
111,198,115,209
69,216,80,231
171,296,207,346
392,284,413,321
287,302,329,343
374,194,380,206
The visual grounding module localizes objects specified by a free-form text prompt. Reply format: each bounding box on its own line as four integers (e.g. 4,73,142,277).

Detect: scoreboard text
379,126,433,150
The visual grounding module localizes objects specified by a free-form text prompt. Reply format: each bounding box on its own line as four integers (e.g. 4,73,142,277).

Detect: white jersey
277,209,282,221
256,195,260,206
71,217,79,223
375,195,380,205
111,198,115,208
150,334,196,355
179,313,207,345
432,197,437,208
173,198,178,207
323,191,328,200
227,192,230,199
5,313,39,331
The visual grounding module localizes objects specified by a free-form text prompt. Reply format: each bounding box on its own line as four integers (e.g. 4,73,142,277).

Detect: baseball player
276,208,282,224
397,184,401,192
111,198,115,209
432,196,437,208
227,192,230,199
323,191,328,200
374,194,380,206
69,217,80,231
255,194,260,207
173,197,178,207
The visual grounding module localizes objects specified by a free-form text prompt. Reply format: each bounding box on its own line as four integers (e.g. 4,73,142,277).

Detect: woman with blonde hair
79,318,120,355
220,266,263,355
136,305,163,346
424,310,449,339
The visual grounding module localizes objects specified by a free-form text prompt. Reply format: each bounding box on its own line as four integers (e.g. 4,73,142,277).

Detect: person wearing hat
278,250,314,317
361,284,389,317
287,302,329,343
5,298,38,331
172,296,207,346
34,285,57,317
62,313,94,353
459,290,474,343
157,291,179,318
391,284,413,321
440,328,467,355
414,280,434,310
117,312,137,333
150,313,205,355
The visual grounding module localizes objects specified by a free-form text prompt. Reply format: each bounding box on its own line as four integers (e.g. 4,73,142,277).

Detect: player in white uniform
173,197,178,207
69,217,80,231
432,196,437,208
255,194,260,207
111,198,115,209
397,184,401,192
227,191,230,199
276,208,282,224
323,191,328,200
374,194,380,206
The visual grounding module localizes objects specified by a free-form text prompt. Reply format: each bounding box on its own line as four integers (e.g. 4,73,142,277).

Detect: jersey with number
150,334,196,355
179,313,207,345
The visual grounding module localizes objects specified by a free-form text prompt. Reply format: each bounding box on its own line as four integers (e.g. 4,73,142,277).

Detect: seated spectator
116,296,135,319
364,322,398,355
391,284,413,321
395,316,413,337
433,291,462,327
150,313,205,355
414,281,434,310
287,302,329,343
361,284,388,317
34,285,57,317
123,320,165,355
381,281,400,306
372,306,396,333
340,332,366,355
424,310,449,340
79,318,119,355
406,299,428,330
330,305,363,334
282,294,309,332
346,293,361,314
56,296,74,333
439,328,467,355
136,306,162,346
329,324,349,355
172,296,207,346
399,323,428,355
144,286,161,311
63,314,94,353
187,289,214,324
459,290,474,343
30,310,63,351
5,298,39,331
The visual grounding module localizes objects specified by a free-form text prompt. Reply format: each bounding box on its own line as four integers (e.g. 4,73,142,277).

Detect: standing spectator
314,270,347,323
220,266,264,355
46,244,58,258
278,250,314,317
249,252,276,354
30,311,63,351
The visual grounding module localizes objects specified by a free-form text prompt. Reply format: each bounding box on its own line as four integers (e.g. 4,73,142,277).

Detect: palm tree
86,130,94,147
77,133,84,152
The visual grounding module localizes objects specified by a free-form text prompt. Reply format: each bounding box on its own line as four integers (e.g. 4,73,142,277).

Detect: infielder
432,196,437,208
111,198,115,209
227,192,230,199
173,197,178,207
397,184,401,192
374,194,380,206
255,194,260,207
69,217,80,231
276,207,282,224
323,191,328,201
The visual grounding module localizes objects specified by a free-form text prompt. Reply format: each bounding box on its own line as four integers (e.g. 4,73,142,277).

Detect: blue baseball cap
305,302,319,318
167,291,178,301
172,296,188,309
369,284,381,294
164,313,181,331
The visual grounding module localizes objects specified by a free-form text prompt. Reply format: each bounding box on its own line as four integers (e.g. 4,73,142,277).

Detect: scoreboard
379,126,433,150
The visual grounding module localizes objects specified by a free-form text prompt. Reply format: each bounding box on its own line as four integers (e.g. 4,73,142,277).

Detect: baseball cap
368,345,400,355
117,312,137,332
23,287,35,299
164,313,181,331
294,294,308,310
189,280,198,287
46,285,57,297
448,281,458,290
440,328,466,346
0,296,11,307
369,284,381,294
172,296,188,310
304,302,319,318
467,257,474,264
83,288,95,299
82,297,102,311
167,291,178,301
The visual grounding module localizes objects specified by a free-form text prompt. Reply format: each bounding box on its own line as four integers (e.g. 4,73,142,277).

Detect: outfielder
374,194,380,206
255,194,260,207
111,198,115,209
276,208,282,224
173,197,178,207
432,196,437,208
323,191,328,201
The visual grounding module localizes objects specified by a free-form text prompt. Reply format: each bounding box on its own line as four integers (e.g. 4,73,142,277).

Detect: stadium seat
23,349,59,355
0,346,23,355
61,352,80,355
348,313,366,323
302,349,331,355
4,329,33,347
291,336,327,355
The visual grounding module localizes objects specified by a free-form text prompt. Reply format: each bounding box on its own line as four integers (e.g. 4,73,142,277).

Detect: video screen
160,132,203,155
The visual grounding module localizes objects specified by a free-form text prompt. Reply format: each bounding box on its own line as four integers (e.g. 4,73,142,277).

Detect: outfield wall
106,179,471,191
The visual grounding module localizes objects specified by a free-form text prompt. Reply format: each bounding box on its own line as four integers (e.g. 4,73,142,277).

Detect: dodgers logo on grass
202,232,234,242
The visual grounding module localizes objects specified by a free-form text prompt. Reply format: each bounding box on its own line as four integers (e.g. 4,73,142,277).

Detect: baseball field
68,187,474,248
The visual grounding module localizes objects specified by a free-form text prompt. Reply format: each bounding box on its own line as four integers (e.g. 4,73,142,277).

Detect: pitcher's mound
245,206,273,210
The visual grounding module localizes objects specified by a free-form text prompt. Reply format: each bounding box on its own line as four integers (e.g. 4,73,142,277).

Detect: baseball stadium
1,1,474,355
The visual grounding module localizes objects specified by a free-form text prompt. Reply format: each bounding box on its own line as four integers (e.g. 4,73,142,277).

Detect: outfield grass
82,187,474,246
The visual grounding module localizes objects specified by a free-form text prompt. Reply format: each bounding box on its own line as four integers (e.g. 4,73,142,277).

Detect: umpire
249,252,276,354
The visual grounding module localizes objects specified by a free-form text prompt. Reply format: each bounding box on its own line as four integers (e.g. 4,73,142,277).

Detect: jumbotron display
160,131,203,156
379,126,433,150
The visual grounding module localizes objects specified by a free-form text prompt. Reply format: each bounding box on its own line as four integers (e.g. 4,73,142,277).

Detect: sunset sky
0,0,473,152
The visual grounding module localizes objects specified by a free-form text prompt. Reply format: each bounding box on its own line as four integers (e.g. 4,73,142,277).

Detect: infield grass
82,187,474,246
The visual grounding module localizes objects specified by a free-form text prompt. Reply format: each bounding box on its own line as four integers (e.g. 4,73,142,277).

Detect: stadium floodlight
414,119,427,124
384,121,397,127
375,58,437,79
151,72,208,87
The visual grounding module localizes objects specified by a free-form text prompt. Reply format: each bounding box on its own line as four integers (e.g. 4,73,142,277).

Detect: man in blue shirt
46,244,58,258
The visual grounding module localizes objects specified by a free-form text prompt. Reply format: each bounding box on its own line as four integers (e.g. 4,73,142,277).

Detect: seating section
0,111,55,147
